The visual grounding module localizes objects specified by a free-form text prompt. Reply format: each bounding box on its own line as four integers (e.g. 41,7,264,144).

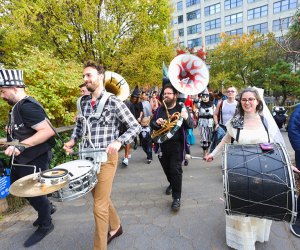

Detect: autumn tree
207,33,282,90
0,0,174,88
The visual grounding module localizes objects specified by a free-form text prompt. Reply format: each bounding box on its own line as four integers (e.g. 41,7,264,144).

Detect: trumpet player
150,83,194,211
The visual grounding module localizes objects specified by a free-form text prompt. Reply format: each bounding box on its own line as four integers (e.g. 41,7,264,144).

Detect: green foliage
0,46,82,126
207,33,282,90
0,0,174,88
266,59,300,104
50,131,79,169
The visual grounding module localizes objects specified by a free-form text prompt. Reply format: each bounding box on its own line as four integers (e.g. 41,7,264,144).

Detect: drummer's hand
106,140,122,154
4,146,21,156
63,139,75,154
291,165,300,173
204,153,214,162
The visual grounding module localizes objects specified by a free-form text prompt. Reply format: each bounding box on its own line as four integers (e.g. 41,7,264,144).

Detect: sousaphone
151,54,209,143
104,71,130,101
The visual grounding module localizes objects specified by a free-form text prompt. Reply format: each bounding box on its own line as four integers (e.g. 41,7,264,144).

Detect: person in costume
198,88,215,157
130,86,143,150
0,69,56,247
204,87,298,250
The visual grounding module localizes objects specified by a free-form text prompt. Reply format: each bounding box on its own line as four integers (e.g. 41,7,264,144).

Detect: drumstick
185,155,203,160
70,149,107,155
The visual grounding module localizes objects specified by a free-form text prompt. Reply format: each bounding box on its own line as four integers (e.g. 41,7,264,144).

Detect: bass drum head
223,143,296,223
168,54,209,96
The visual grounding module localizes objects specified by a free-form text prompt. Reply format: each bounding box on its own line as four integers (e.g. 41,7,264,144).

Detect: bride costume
211,87,286,250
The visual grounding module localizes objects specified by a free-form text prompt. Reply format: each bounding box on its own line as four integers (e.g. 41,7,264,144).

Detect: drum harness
76,92,113,172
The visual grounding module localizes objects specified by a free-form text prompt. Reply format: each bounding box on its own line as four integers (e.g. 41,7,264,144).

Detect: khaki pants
92,152,120,250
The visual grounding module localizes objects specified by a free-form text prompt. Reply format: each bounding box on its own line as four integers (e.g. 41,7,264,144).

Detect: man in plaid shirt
64,60,141,250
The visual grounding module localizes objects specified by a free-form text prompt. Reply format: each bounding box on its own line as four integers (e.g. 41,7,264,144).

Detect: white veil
254,87,286,147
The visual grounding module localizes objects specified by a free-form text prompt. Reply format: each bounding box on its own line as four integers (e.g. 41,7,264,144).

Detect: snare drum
51,160,97,202
223,143,297,223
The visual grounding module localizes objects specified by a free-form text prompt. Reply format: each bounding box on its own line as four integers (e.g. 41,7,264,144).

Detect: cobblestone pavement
0,130,299,250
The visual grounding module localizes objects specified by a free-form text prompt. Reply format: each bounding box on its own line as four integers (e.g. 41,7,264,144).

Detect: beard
164,97,176,108
3,98,15,106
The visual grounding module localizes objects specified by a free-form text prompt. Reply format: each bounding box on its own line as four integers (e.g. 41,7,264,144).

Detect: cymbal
0,140,30,148
9,173,68,197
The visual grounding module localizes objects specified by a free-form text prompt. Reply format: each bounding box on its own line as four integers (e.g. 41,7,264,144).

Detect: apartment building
170,0,299,50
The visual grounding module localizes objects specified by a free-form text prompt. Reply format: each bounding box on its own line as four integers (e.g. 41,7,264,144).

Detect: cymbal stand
10,146,37,174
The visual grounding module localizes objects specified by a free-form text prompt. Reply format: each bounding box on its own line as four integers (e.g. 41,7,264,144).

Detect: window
225,0,243,10
178,28,184,37
205,34,220,45
248,22,268,34
205,18,221,31
186,0,200,8
178,15,183,24
187,9,201,21
248,5,268,20
177,1,183,11
187,38,202,48
225,12,243,26
205,3,221,16
274,0,298,13
187,24,201,35
273,16,293,31
226,28,243,35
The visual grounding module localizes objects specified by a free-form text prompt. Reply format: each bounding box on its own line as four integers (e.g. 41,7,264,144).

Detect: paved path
0,130,299,250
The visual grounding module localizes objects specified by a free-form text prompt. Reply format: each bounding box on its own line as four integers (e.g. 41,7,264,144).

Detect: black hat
131,86,140,97
0,69,25,87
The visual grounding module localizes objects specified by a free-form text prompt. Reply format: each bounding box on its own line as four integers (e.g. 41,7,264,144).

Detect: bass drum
223,143,297,223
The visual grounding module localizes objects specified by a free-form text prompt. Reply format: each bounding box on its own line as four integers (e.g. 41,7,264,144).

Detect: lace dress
224,116,272,250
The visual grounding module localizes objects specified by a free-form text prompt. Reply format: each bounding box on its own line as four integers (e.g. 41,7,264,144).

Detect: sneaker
122,158,129,167
24,223,54,247
147,159,152,164
171,198,180,211
290,223,300,237
165,185,172,195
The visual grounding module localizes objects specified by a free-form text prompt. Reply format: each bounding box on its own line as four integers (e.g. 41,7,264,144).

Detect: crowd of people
1,63,300,250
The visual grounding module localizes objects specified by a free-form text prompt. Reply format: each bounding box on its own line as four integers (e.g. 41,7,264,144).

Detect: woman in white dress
204,87,297,249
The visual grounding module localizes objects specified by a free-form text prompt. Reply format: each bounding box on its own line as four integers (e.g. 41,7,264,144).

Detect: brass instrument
151,100,181,140
104,71,130,101
151,54,209,142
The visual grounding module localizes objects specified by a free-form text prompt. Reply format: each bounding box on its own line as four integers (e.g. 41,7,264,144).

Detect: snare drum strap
234,115,270,143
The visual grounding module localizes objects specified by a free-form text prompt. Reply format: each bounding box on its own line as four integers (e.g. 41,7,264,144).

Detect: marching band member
0,69,56,247
204,87,291,250
63,60,141,250
151,83,193,211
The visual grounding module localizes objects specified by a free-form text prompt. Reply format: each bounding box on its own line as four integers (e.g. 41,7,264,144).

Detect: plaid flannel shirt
71,90,141,148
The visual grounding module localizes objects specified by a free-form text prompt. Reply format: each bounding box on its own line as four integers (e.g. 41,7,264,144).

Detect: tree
0,0,174,88
266,59,300,105
207,33,282,90
0,46,82,126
